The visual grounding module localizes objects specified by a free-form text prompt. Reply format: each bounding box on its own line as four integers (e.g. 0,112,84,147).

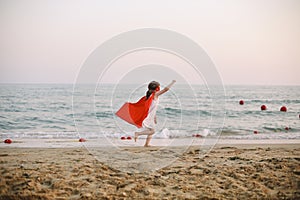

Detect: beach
1,0,300,198
0,142,299,199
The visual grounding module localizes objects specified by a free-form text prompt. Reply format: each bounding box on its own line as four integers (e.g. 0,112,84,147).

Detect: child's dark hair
146,81,160,99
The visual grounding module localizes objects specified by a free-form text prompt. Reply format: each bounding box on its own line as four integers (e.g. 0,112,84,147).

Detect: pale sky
0,0,299,85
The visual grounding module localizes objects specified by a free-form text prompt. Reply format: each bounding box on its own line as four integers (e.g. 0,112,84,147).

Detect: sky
0,0,299,85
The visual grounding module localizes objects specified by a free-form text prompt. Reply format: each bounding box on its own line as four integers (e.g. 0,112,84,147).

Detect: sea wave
1,84,300,140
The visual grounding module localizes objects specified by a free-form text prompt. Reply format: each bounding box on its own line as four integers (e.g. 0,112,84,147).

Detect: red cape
116,94,154,128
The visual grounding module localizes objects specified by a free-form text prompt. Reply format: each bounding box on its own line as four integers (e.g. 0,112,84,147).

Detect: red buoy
285,127,289,131
261,105,267,111
79,138,86,142
239,100,244,105
192,134,202,138
4,139,12,144
253,131,258,134
280,106,287,112
126,136,132,140
120,136,126,140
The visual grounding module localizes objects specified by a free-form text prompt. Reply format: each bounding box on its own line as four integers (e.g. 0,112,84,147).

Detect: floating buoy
126,136,132,140
253,131,258,134
120,136,126,140
280,106,287,112
4,139,12,144
192,134,202,138
239,100,244,105
79,138,86,142
285,127,289,131
261,105,267,111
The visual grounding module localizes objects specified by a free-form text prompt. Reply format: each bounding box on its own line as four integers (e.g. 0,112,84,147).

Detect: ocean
1,84,300,141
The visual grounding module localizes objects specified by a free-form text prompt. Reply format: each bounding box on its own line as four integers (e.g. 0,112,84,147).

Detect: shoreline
1,138,300,149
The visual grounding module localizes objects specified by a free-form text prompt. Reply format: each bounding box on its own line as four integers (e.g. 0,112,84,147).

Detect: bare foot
134,132,138,142
144,144,152,147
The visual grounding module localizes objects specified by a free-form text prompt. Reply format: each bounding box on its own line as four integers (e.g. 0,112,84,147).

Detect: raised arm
155,80,176,97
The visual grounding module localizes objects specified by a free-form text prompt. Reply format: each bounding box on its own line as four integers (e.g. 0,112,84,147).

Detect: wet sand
0,143,299,199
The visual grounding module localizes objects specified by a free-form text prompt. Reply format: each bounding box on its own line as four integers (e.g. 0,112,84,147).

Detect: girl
134,80,176,147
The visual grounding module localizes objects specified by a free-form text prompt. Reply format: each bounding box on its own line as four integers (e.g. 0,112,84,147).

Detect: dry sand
0,144,299,199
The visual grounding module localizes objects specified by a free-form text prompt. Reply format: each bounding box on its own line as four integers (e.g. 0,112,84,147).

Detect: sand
0,143,299,199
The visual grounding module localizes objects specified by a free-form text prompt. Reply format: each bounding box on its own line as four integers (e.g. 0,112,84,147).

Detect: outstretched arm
155,80,176,97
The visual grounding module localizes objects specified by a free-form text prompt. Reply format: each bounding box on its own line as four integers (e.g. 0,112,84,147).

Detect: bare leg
134,129,155,144
134,132,138,142
144,134,153,147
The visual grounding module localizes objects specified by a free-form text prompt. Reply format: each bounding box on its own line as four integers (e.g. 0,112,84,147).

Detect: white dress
142,98,159,129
